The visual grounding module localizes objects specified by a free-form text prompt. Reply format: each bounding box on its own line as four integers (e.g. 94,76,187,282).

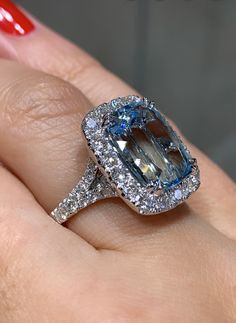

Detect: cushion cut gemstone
107,101,192,190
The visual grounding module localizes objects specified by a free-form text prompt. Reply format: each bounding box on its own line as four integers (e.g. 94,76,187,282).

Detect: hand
0,3,235,322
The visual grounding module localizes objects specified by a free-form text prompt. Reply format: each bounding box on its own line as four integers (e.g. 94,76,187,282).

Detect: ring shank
50,159,117,224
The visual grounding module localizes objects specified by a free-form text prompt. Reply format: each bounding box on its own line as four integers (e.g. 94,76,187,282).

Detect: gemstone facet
106,101,192,190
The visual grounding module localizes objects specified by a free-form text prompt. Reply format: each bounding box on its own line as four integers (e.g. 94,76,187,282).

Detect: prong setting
82,96,200,215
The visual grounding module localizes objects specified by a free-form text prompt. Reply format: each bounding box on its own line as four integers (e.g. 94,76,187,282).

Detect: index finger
0,4,135,105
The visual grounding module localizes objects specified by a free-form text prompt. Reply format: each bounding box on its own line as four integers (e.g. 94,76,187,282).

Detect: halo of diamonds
82,95,200,215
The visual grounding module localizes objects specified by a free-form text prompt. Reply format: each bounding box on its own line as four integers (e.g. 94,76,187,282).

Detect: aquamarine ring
51,96,200,224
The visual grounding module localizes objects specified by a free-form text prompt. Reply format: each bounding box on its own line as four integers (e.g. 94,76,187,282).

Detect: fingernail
0,0,34,36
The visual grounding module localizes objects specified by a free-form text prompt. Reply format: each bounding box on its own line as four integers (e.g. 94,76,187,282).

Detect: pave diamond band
51,159,118,224
51,96,200,224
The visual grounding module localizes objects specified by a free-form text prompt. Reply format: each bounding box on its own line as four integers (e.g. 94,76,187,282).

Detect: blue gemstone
107,101,192,189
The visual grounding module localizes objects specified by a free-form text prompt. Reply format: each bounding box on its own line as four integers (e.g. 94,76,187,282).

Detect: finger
0,59,91,211
0,1,235,242
0,2,135,104
0,60,235,253
0,2,234,207
0,163,97,322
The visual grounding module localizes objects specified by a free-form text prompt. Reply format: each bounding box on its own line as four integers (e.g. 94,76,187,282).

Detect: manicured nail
0,0,34,36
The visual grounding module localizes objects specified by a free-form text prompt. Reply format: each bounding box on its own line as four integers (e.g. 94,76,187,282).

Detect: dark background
19,0,236,180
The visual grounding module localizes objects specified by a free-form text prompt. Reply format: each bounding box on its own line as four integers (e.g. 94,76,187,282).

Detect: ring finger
0,60,167,251
0,3,235,246
0,59,235,256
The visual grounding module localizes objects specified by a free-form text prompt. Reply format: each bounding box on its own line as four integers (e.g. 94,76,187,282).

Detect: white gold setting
51,96,200,224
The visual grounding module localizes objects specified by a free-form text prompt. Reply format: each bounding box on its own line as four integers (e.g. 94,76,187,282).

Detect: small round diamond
111,98,122,109
86,118,97,129
128,188,142,204
118,174,125,182
174,189,183,200
64,196,78,213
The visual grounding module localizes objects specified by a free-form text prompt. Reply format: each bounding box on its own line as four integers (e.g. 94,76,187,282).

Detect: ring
51,95,200,224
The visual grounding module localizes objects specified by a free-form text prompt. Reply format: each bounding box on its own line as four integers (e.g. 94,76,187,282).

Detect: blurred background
19,0,236,180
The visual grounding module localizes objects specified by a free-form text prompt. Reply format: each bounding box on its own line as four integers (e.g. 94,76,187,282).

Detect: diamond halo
51,96,200,223
81,95,200,216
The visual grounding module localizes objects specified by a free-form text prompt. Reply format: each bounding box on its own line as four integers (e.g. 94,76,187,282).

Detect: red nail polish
0,0,34,36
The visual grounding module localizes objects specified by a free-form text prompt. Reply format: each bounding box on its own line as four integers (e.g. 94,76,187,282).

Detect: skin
0,16,235,323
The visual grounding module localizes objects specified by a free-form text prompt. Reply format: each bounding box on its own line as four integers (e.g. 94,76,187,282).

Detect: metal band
50,159,117,224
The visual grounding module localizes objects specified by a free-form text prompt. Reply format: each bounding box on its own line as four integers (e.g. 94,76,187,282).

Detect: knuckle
1,72,83,141
63,55,100,86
